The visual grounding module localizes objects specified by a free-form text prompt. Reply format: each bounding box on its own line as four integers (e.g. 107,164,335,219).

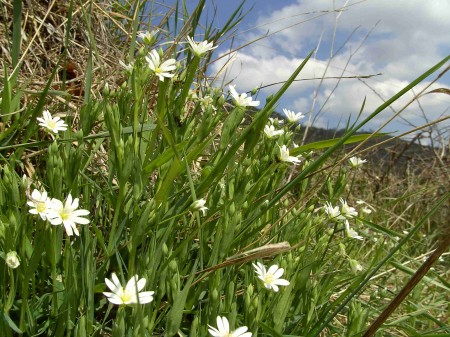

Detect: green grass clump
0,1,449,336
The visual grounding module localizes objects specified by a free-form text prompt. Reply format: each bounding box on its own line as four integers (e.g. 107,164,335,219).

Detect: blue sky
157,1,450,143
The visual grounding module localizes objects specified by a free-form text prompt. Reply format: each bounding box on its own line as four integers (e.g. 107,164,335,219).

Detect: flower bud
102,83,110,96
169,260,178,272
162,243,169,256
138,46,147,57
6,251,20,269
139,30,157,45
339,243,346,256
211,288,219,302
217,94,225,106
229,202,235,215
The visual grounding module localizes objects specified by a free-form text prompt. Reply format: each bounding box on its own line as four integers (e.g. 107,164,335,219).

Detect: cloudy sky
163,1,450,143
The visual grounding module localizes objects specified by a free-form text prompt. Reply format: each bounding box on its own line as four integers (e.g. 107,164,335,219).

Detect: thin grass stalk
251,55,450,227
363,232,450,337
306,191,450,337
11,0,22,70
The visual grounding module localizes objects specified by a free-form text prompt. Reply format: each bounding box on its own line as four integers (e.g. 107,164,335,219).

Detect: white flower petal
272,268,285,279
274,279,290,286
136,278,147,291
125,275,139,292
267,264,279,275
111,273,122,288
233,326,250,337
208,327,221,337
105,278,118,292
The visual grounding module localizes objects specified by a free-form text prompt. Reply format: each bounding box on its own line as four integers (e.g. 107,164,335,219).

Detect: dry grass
0,0,121,111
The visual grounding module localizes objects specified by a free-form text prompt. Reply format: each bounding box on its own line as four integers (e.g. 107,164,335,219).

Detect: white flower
279,145,302,165
27,189,52,220
47,194,90,236
324,202,341,220
119,60,134,72
339,198,358,219
186,36,217,57
344,220,363,240
264,125,284,138
145,50,177,81
349,259,363,273
103,273,155,305
208,316,252,337
191,198,208,215
268,117,284,126
283,108,305,123
362,207,372,214
229,85,260,108
5,251,20,269
356,200,374,214
138,30,157,45
200,95,216,111
348,156,367,169
37,110,68,136
252,262,290,292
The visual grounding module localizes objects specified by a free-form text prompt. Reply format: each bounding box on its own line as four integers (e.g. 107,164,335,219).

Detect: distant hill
269,111,449,179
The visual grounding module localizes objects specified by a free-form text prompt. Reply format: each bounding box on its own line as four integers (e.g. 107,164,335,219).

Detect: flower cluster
324,198,363,240
135,36,218,82
27,189,90,236
201,260,290,337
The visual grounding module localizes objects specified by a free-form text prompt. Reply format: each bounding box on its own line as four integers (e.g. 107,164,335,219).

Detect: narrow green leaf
306,192,449,337
165,261,198,336
291,133,389,155
3,312,22,334
11,0,22,68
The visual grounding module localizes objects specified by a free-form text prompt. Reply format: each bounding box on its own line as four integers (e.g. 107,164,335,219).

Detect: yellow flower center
265,273,274,284
60,211,69,220
47,120,56,129
36,201,47,213
155,67,161,73
120,292,132,303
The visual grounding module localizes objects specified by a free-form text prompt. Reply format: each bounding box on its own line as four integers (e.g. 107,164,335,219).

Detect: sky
158,0,450,144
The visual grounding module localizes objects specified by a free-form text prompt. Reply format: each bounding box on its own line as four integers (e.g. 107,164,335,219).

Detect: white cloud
210,0,450,137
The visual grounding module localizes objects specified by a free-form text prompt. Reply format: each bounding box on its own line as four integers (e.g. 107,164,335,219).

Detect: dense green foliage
0,1,448,336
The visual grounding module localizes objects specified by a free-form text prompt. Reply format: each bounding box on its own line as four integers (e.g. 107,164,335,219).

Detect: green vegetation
0,1,448,336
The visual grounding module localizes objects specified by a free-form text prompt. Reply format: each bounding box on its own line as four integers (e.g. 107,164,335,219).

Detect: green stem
306,192,449,337
176,56,200,114
5,269,15,312
51,228,58,316
107,183,126,255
